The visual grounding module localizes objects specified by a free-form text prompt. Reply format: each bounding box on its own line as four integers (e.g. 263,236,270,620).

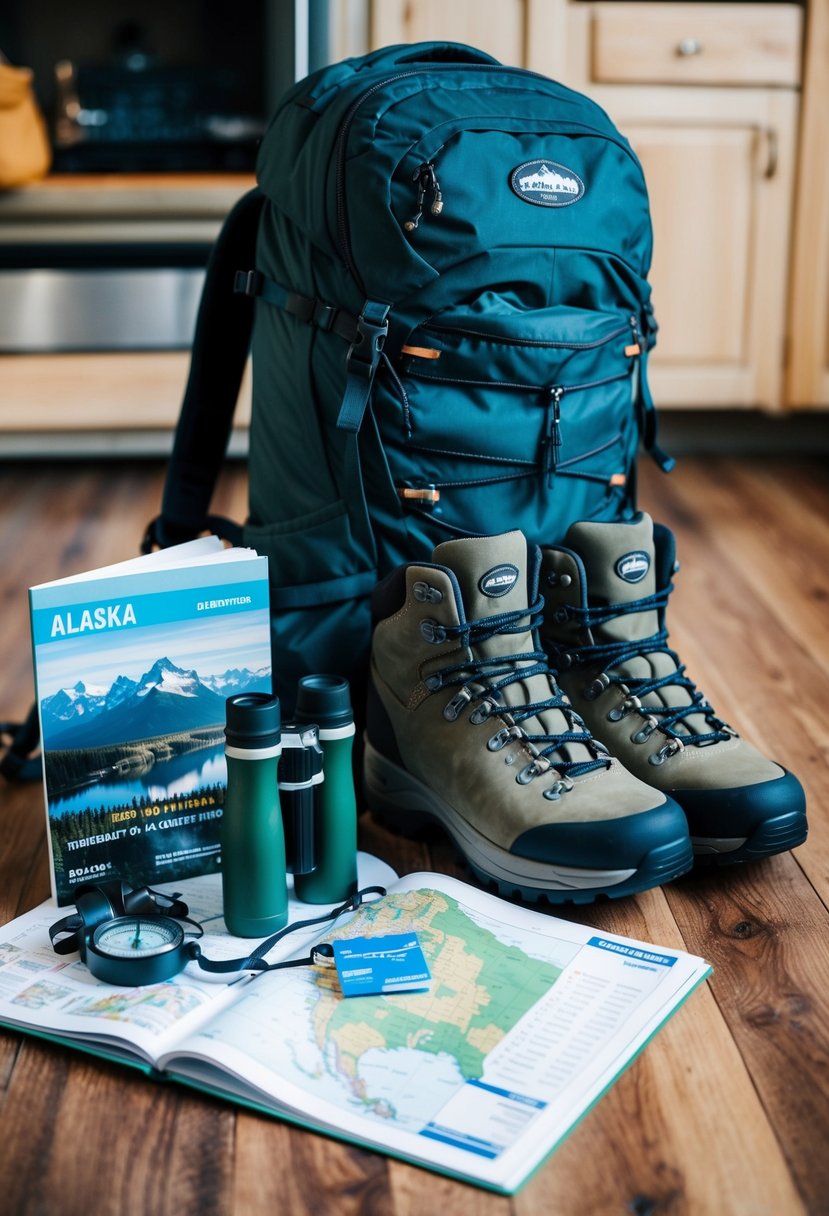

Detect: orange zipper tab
401,344,442,360
398,486,441,503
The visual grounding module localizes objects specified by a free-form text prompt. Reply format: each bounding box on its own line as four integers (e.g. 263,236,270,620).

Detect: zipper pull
626,315,642,358
545,387,564,487
403,162,443,233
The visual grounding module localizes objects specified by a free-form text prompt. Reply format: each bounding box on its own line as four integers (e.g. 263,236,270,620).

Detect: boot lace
548,584,734,746
424,594,611,785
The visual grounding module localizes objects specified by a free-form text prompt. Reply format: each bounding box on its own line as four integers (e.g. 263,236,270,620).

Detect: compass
82,915,194,986
51,879,388,987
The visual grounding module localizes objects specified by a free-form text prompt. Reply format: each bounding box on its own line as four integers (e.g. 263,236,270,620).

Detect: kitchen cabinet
364,0,804,411
0,175,254,452
786,0,829,408
564,3,802,410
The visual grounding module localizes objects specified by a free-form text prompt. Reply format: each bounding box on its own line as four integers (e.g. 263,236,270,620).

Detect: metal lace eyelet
649,738,684,766
608,694,642,723
469,696,498,725
420,619,447,644
443,687,472,721
553,606,570,625
413,580,443,604
487,726,517,752
631,719,658,745
516,757,552,785
584,673,610,701
424,674,443,692
543,777,573,801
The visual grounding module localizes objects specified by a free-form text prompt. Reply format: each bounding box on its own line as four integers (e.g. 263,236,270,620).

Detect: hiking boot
539,514,808,865
364,530,693,904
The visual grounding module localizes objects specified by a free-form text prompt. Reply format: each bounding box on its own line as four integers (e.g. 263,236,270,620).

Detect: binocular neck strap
189,885,388,976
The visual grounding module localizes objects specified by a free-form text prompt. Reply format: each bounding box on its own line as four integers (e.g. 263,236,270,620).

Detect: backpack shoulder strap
143,187,266,552
0,705,41,782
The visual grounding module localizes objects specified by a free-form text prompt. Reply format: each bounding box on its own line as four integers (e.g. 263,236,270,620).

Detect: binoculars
221,675,359,937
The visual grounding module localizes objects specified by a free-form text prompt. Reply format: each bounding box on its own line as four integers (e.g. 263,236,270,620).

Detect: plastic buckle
234,269,261,297
312,299,337,332
346,301,390,380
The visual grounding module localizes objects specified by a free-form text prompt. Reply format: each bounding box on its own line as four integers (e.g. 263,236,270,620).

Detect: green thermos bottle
221,693,288,937
292,675,358,904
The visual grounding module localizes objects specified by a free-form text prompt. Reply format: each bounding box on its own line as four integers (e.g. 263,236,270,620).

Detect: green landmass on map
309,889,562,1112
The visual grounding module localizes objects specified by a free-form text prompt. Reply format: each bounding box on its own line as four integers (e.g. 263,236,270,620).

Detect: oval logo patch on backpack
479,564,519,598
615,551,651,584
510,160,585,207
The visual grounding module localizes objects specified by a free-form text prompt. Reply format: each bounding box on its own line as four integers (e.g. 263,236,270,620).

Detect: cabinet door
596,89,797,409
369,0,566,75
786,0,829,408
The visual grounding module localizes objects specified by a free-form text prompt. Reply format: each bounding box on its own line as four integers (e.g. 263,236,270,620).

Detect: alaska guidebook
0,866,711,1194
29,536,272,905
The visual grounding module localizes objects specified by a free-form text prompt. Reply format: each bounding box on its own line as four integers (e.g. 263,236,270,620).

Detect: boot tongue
564,514,706,736
432,532,593,762
432,530,530,658
564,514,657,643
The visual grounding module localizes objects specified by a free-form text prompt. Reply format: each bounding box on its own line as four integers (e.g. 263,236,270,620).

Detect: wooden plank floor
0,456,826,1216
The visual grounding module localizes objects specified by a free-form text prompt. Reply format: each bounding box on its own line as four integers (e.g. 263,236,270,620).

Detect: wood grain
590,2,802,87
0,457,827,1214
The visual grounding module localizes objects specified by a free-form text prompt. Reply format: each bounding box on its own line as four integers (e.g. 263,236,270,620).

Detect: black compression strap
234,269,361,344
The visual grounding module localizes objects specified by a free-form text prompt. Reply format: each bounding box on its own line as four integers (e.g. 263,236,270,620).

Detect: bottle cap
225,693,281,749
295,674,353,729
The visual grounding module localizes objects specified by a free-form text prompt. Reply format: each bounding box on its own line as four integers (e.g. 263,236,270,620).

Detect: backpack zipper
334,66,647,292
544,386,564,485
403,162,444,232
422,319,630,349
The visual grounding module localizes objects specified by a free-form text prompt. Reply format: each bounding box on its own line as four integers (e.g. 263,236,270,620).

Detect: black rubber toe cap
511,795,690,870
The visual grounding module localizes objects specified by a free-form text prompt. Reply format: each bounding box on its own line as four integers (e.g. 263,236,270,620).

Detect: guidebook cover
29,538,272,905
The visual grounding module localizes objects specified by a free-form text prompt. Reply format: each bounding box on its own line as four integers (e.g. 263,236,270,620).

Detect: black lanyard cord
187,885,388,976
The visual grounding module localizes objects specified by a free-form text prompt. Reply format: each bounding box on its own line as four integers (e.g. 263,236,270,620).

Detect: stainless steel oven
0,243,209,352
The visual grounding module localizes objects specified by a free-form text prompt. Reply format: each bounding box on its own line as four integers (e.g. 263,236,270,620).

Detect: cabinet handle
675,37,704,56
763,126,779,180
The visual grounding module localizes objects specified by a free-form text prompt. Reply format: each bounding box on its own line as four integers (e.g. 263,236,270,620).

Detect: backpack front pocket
374,302,642,544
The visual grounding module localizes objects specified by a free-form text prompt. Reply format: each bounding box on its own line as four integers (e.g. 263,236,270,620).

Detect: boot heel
364,742,437,837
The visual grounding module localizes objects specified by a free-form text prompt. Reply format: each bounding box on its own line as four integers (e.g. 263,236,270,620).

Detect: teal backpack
145,41,673,711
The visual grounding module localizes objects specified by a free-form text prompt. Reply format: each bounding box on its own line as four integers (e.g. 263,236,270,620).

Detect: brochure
29,536,272,904
0,862,711,1194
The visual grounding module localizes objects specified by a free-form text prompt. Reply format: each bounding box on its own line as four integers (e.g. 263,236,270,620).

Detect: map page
164,872,711,1193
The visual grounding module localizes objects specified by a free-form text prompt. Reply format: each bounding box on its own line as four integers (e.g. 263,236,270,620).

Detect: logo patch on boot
615,551,650,584
510,160,585,208
479,564,519,598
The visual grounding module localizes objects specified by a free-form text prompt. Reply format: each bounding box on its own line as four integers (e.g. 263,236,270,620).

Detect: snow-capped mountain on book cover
29,550,272,903
41,657,270,750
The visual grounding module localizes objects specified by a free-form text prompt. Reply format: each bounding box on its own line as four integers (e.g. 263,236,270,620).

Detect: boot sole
364,741,693,905
692,808,808,866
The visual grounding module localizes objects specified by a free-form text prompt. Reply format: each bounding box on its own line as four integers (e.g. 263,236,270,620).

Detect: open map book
0,855,710,1194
